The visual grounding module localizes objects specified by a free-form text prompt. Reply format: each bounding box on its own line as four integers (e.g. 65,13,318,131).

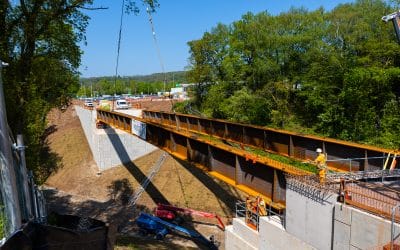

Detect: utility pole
0,60,22,234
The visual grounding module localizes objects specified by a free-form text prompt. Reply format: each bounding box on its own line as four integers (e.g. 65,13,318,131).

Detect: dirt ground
44,101,246,249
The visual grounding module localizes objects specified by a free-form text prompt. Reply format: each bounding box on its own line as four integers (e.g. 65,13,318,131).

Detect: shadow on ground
175,157,244,217
104,127,169,205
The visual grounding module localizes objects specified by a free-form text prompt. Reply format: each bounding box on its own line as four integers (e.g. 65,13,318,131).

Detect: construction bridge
96,109,395,212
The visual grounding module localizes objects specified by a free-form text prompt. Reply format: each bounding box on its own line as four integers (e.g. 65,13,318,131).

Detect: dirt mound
130,99,179,112
44,103,246,249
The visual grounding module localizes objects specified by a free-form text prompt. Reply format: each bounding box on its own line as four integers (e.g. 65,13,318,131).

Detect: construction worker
313,148,327,184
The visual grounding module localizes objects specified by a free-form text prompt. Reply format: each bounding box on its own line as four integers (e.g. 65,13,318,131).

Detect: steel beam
97,109,291,209
141,110,394,171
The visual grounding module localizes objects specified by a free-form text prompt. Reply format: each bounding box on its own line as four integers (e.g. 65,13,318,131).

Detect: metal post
391,204,400,250
0,60,22,233
16,135,33,221
349,159,352,173
28,171,38,219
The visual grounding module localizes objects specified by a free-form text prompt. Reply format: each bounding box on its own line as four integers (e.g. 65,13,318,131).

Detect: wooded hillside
186,0,400,148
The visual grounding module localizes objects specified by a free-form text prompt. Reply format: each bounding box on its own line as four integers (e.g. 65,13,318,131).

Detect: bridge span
96,109,394,211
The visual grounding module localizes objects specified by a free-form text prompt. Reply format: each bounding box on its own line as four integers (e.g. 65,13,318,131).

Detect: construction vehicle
135,212,217,249
154,203,225,231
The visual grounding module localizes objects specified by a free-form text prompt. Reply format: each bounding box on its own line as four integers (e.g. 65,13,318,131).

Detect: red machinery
155,203,225,231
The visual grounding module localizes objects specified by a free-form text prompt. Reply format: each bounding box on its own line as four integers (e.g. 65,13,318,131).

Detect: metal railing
342,180,400,222
267,203,285,227
235,201,260,231
327,169,400,181
235,200,285,231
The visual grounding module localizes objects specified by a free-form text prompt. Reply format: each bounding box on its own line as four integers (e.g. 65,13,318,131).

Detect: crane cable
146,6,167,92
113,0,125,110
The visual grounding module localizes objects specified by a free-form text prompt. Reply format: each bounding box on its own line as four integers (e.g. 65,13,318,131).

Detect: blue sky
79,0,354,78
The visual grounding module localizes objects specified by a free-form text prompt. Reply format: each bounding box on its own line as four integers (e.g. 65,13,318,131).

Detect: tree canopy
0,0,158,183
186,0,400,149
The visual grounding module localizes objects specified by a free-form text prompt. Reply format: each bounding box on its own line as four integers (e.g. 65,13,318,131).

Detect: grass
0,205,6,239
194,133,318,174
115,235,199,250
233,142,318,173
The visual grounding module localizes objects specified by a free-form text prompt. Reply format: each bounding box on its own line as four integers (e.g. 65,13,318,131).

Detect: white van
116,99,129,109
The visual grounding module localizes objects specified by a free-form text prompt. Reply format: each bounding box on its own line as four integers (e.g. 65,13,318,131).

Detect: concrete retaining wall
225,185,400,250
75,106,157,171
333,203,400,249
286,187,338,250
225,216,315,250
225,218,258,250
259,217,315,250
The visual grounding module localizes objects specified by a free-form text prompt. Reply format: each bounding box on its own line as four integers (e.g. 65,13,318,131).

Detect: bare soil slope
44,103,246,249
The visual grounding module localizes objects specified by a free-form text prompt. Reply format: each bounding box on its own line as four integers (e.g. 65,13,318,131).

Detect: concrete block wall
75,106,157,170
333,203,400,249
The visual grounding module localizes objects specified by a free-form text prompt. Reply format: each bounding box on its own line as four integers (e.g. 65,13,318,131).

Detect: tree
187,0,400,148
0,0,158,183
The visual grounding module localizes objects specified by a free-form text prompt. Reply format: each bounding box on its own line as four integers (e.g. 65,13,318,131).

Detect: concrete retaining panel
286,187,338,250
332,203,400,249
350,208,394,249
286,187,307,241
259,217,316,250
231,218,259,248
225,225,257,250
334,203,352,225
333,220,350,250
75,106,157,171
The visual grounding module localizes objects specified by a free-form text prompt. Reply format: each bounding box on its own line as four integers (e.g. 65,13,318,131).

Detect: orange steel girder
96,109,394,211
141,110,394,172
96,109,291,210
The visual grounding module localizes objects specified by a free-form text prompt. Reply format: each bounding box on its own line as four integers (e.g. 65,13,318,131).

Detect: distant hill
81,71,187,84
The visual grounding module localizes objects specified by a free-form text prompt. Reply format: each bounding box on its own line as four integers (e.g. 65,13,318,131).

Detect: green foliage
219,87,271,125
243,146,318,174
0,205,5,239
187,0,400,148
79,71,186,97
0,0,158,183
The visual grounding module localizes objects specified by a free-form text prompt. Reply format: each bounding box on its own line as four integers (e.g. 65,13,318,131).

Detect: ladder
128,152,167,206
